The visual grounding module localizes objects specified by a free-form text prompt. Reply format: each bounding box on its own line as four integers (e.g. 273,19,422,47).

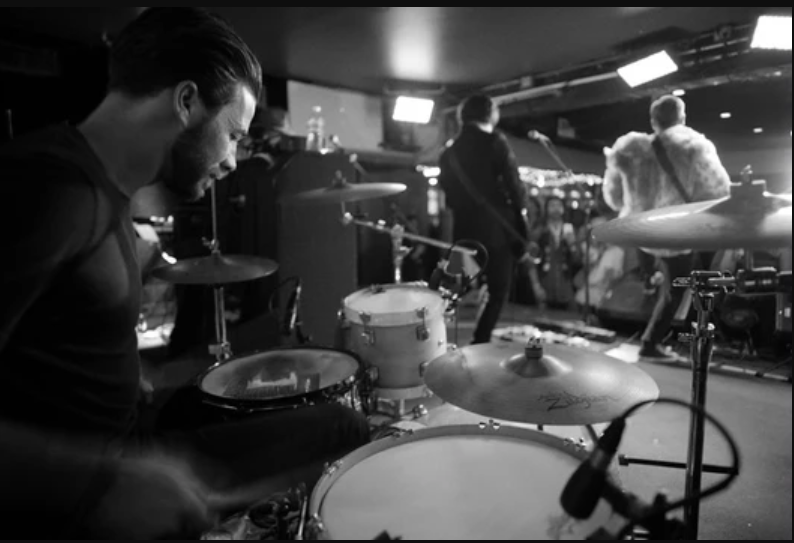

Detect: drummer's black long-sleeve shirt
0,124,142,534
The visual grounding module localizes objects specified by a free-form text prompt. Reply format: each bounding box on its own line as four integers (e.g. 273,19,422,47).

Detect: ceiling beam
500,51,791,119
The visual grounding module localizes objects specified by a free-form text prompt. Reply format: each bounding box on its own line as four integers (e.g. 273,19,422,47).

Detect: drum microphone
561,417,626,520
429,259,458,292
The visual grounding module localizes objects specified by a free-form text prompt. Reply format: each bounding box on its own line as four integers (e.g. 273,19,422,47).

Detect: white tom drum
341,284,448,390
308,425,622,540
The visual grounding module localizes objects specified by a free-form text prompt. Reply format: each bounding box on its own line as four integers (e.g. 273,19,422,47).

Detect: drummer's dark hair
108,7,263,111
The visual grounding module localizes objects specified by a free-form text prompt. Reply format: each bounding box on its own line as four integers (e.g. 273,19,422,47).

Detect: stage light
752,15,792,51
393,96,435,124
673,89,687,97
721,112,732,119
618,51,679,88
754,127,765,134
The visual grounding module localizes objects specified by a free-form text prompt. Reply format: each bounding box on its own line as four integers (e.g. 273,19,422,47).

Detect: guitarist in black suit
439,95,530,344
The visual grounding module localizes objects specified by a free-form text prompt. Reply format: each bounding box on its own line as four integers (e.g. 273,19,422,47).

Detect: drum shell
341,285,448,389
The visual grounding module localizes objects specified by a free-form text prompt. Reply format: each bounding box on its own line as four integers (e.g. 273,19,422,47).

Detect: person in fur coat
603,95,732,361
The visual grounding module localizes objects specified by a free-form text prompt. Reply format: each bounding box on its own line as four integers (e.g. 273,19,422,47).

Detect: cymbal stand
340,211,479,285
675,271,730,540
618,271,739,540
205,182,233,363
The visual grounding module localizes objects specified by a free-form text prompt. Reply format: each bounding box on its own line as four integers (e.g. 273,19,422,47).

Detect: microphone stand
535,135,573,177
530,134,594,324
582,200,596,325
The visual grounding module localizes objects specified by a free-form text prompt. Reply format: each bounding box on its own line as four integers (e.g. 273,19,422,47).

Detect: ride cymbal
594,182,792,251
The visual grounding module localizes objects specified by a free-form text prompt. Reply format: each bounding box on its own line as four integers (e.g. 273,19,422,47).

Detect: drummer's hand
86,456,217,540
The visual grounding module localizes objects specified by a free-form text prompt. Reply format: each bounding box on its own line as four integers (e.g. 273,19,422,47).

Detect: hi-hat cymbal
423,341,660,426
282,182,407,206
594,183,792,251
151,254,278,285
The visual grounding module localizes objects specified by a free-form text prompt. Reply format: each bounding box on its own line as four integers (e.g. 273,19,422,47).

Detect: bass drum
308,425,624,540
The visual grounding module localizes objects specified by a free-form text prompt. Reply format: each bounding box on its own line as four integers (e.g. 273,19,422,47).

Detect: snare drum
197,348,363,415
341,284,448,390
308,425,621,540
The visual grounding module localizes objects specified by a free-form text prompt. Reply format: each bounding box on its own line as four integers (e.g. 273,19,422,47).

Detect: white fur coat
603,125,732,256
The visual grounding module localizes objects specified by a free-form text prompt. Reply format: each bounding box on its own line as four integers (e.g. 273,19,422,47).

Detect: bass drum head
310,425,620,540
199,348,360,404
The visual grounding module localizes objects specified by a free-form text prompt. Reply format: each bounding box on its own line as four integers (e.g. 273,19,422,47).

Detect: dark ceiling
0,7,791,156
0,7,784,91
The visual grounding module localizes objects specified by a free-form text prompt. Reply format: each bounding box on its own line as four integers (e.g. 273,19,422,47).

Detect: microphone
428,260,450,292
527,130,551,142
428,259,467,300
561,418,626,520
282,280,303,336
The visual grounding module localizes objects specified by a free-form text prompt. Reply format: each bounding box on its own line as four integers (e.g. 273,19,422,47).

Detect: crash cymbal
594,182,792,251
423,340,660,426
282,181,407,206
151,254,278,285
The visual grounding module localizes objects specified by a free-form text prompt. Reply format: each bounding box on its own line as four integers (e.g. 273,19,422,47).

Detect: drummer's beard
159,121,217,203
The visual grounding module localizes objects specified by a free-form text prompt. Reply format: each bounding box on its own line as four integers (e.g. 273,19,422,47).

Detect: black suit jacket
439,125,526,251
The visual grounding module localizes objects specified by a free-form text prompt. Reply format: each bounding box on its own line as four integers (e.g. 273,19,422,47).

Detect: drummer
0,8,369,539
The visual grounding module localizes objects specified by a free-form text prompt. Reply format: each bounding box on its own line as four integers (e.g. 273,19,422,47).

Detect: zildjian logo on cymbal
540,391,618,412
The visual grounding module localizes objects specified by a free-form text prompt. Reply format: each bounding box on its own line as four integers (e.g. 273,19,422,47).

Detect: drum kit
150,168,790,540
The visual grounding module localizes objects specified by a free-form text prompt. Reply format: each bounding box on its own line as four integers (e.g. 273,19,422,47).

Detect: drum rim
307,424,618,540
196,346,363,406
343,284,447,326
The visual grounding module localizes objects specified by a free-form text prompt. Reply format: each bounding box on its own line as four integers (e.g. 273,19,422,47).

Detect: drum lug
337,309,350,329
563,437,589,454
324,460,344,477
366,365,380,383
360,312,376,346
369,284,386,295
306,515,329,540
416,307,430,341
479,420,502,431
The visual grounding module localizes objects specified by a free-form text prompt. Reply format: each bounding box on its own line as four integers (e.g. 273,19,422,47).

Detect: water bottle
306,106,325,152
